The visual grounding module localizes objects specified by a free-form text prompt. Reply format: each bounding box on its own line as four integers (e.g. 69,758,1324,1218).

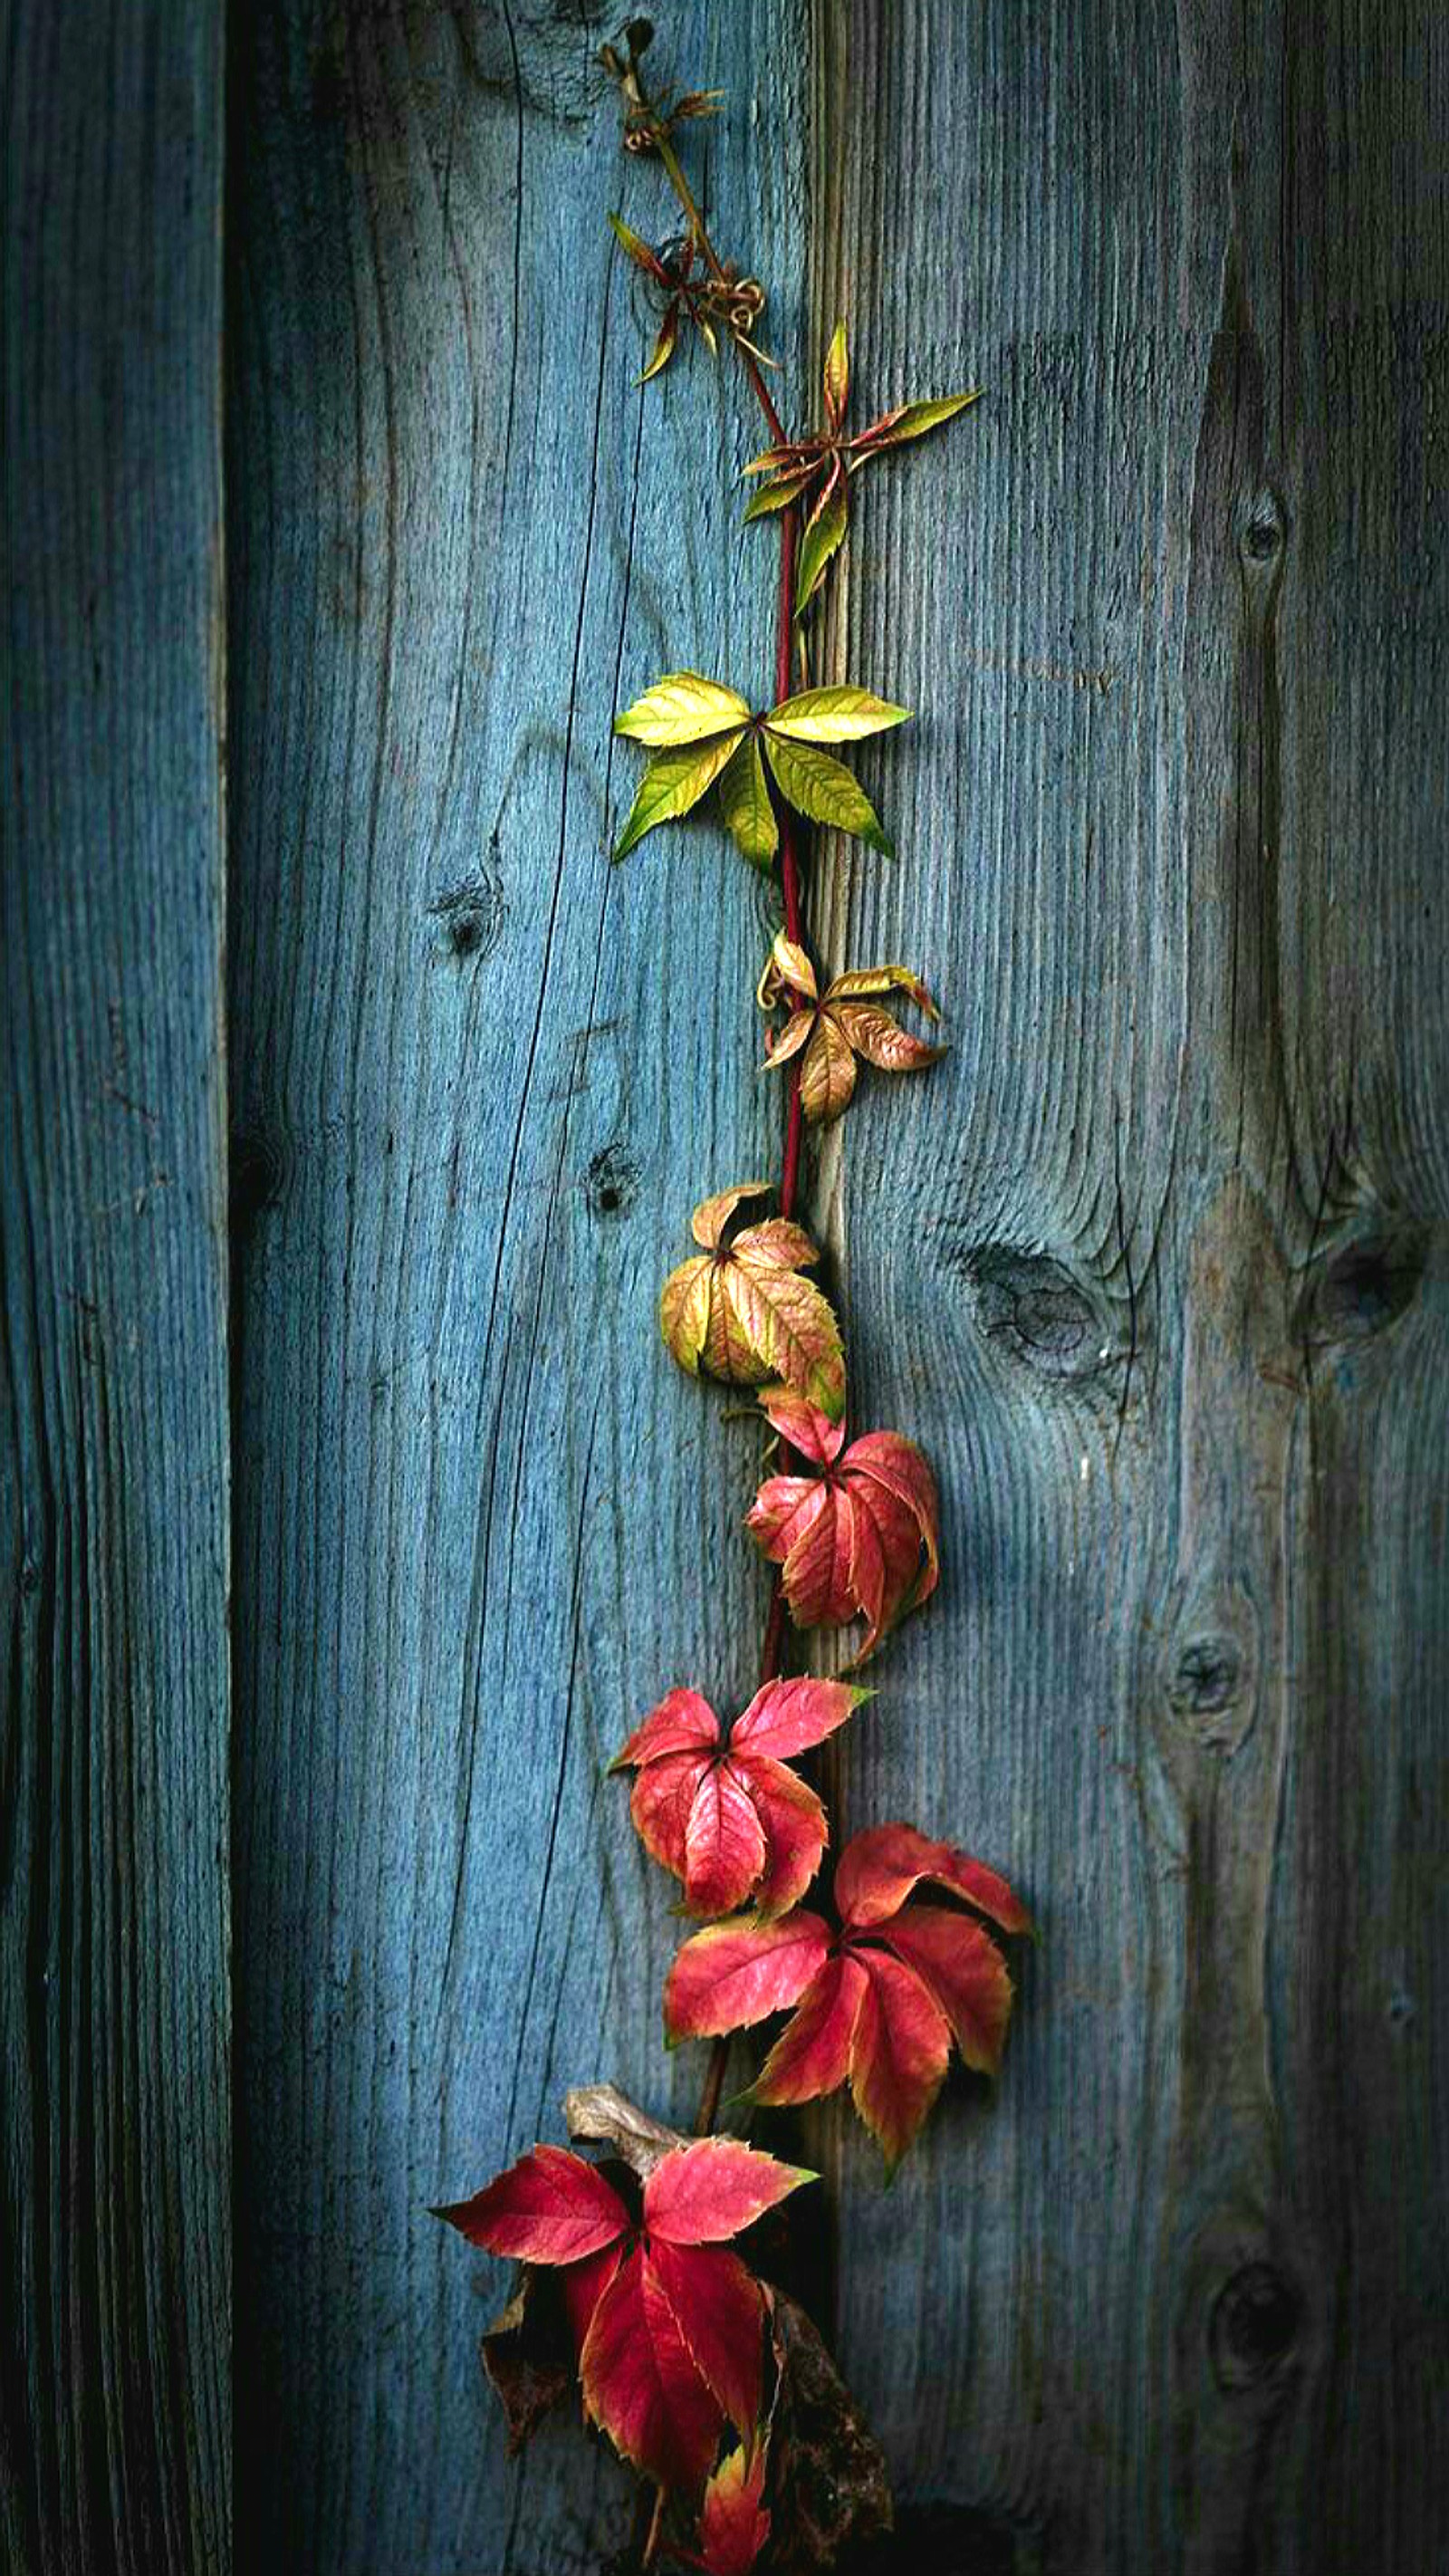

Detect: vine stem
648,93,811,2144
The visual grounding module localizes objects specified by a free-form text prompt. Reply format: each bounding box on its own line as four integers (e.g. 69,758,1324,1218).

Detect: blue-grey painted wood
0,4,231,2571
226,8,809,2568
811,4,1449,2568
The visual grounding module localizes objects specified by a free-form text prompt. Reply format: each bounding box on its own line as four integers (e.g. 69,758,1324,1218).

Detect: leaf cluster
614,676,907,865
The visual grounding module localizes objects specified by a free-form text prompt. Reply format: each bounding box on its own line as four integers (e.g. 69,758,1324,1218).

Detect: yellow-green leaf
822,319,849,428
608,212,663,277
717,735,779,868
742,468,814,522
765,686,909,744
794,478,849,616
615,673,753,747
763,734,894,858
857,389,982,450
611,727,746,860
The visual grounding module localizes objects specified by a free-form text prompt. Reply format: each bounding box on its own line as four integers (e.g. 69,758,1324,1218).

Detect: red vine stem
645,122,814,2139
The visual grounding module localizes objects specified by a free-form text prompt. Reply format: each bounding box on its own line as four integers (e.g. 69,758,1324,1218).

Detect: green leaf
612,728,747,860
742,468,814,522
822,319,849,428
856,389,982,450
794,477,849,615
615,672,753,746
609,212,664,278
639,305,678,384
762,734,894,857
717,736,779,868
765,686,909,744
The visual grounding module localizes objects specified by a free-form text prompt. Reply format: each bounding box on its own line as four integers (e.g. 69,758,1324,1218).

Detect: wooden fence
4,3,1446,2570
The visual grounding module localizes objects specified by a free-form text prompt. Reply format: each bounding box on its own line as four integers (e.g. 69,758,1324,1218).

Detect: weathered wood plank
813,3,1449,2567
0,5,231,2571
226,7,810,2567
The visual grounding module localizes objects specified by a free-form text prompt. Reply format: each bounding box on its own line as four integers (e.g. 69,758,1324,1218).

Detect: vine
437,24,1031,2571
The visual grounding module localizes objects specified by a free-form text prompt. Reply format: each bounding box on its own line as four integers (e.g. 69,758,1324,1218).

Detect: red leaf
878,1904,1014,2075
616,1681,863,1920
560,2239,627,2354
580,2243,722,2492
612,1686,721,1769
666,1911,832,2039
645,2136,814,2244
695,2439,771,2575
746,1410,940,1665
756,1383,847,1466
433,2145,629,2265
647,2239,764,2434
848,1949,952,2174
730,1676,863,1760
747,1952,869,2108
631,1748,715,1879
684,1763,769,1916
834,1821,1030,1937
731,1754,826,1920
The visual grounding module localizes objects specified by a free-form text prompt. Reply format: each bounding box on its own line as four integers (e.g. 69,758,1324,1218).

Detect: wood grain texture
0,5,231,2572
810,3,1449,2569
226,6,810,2567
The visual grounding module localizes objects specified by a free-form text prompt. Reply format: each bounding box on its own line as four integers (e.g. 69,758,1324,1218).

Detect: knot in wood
1210,2260,1302,2391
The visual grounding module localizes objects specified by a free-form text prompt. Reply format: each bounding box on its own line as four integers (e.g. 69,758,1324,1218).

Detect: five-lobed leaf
612,1677,867,1919
660,1188,845,1417
666,1828,1029,2172
759,930,944,1126
611,672,908,861
437,2136,813,2493
745,1388,941,1664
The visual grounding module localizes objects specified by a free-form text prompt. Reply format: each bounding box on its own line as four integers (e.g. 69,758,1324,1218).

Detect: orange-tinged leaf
758,929,817,1005
660,1253,717,1376
822,317,849,428
666,1911,832,2039
878,1905,1015,2075
434,2144,629,2264
718,1253,844,1418
615,671,753,746
755,1384,847,1466
613,727,747,859
746,1952,870,2109
696,2440,771,2576
648,2241,764,2437
717,734,779,867
581,2243,722,2491
848,1948,952,2174
762,731,894,858
834,1822,1030,1937
684,1762,769,1915
793,472,849,615
799,1011,858,1121
830,999,944,1073
823,962,939,1016
855,388,982,448
644,2136,815,2244
764,685,909,744
762,1007,815,1072
730,1216,820,1272
691,1184,771,1250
